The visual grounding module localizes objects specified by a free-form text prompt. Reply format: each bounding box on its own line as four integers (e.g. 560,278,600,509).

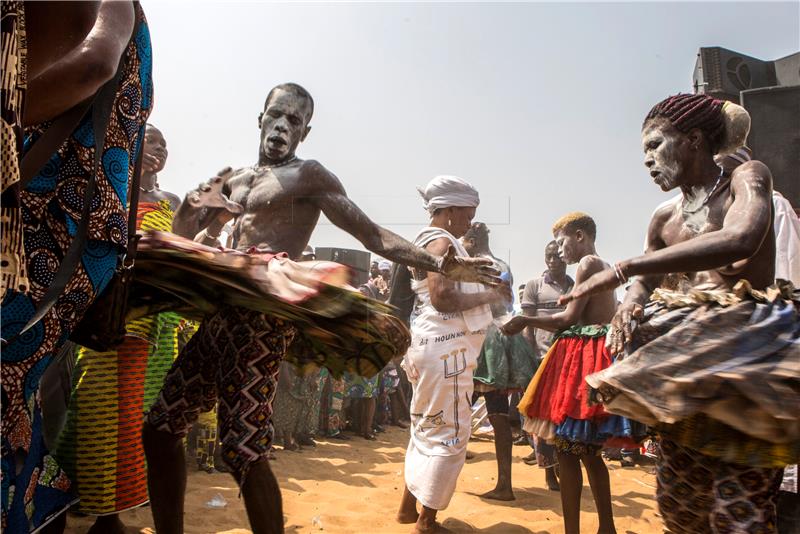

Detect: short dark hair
545,240,558,251
263,83,314,121
644,93,724,153
552,212,596,240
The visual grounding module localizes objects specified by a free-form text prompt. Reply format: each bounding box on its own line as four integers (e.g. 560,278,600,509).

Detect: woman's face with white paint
642,118,691,192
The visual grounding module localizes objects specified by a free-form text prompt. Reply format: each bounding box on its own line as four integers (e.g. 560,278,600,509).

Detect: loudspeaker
314,247,371,287
693,47,777,102
740,85,800,208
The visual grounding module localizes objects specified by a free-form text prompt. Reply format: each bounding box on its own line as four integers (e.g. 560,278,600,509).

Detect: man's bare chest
228,168,306,212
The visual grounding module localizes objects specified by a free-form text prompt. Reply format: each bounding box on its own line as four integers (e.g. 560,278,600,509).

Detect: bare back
573,256,618,326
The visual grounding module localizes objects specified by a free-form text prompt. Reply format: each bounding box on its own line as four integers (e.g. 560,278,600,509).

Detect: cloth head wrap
417,175,480,215
378,260,392,271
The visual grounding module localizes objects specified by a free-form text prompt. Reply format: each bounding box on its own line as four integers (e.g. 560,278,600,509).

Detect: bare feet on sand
397,510,420,524
479,487,516,501
413,520,455,533
88,515,126,534
545,466,560,491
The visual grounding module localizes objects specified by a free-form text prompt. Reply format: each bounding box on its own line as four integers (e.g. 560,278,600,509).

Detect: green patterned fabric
473,324,539,390
554,324,609,339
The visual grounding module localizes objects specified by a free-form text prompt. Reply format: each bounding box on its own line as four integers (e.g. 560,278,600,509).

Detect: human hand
143,151,163,173
186,167,243,215
608,302,644,356
500,315,529,336
558,268,620,305
438,245,501,286
373,276,389,294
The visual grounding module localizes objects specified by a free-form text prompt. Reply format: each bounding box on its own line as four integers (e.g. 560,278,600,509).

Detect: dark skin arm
312,164,499,285
501,256,605,335
422,238,510,314
562,161,773,305
24,1,135,126
172,167,240,239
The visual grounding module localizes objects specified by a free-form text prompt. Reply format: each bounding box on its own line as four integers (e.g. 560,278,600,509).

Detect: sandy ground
66,427,663,533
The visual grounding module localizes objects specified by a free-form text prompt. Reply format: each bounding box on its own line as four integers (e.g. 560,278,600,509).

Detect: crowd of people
1,3,799,534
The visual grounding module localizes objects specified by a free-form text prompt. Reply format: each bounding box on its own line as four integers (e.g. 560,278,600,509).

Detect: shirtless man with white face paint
144,83,499,534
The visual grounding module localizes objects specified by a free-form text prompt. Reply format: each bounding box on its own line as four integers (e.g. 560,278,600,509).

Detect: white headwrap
417,175,480,215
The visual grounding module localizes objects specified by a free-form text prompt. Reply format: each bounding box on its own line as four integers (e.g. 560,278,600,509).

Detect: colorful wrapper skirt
518,325,644,455
53,312,183,515
586,282,800,468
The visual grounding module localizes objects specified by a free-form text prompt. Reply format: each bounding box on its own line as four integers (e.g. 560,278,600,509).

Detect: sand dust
65,427,662,533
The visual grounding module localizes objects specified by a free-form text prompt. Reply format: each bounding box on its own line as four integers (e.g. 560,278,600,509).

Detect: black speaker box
740,85,800,208
314,247,371,287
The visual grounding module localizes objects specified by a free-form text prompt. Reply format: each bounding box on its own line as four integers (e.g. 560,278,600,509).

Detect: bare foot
545,468,560,491
397,511,420,524
413,521,455,533
88,515,126,534
479,487,516,501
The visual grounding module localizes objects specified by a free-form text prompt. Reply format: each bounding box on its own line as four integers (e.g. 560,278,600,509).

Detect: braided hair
644,93,725,153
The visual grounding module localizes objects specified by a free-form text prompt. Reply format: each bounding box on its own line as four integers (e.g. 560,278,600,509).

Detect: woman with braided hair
563,93,798,534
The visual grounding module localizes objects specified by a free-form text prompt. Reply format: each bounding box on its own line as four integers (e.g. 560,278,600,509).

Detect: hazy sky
146,1,799,285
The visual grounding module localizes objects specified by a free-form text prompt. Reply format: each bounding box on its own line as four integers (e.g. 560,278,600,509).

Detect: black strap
14,74,121,337
125,130,144,265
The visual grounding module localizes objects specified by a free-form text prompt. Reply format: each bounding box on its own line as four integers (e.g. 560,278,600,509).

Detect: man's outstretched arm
562,161,773,304
310,163,498,285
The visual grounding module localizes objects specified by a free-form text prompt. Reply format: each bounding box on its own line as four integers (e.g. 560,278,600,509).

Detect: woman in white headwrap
397,176,512,533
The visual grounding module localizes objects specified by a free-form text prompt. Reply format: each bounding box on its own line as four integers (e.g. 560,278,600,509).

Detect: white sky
146,1,799,285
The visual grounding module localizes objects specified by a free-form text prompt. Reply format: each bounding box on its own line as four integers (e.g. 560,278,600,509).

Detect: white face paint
642,120,687,193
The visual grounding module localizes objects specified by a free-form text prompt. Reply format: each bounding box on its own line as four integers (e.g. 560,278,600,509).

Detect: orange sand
65,427,662,533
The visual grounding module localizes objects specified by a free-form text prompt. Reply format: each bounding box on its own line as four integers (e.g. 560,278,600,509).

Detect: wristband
613,262,628,285
200,228,221,241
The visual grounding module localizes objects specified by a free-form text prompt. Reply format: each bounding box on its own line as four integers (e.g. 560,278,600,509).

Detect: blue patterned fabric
1,10,152,531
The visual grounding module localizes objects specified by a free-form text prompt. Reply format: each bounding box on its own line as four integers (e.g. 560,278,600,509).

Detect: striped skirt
54,312,182,515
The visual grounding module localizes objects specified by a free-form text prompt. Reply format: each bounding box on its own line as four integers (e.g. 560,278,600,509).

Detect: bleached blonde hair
551,211,596,240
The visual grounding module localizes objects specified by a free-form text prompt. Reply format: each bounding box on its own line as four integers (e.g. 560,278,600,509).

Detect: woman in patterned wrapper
396,176,512,534
52,125,186,534
0,3,153,531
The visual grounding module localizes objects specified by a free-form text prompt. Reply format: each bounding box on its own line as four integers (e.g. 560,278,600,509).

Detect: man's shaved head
263,83,314,122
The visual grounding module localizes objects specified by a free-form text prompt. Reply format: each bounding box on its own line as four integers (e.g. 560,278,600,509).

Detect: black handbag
68,148,142,351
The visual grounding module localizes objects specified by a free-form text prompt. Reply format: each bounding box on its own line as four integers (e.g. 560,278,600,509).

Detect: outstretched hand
500,315,529,336
439,245,501,286
607,302,644,356
558,267,620,306
186,167,243,215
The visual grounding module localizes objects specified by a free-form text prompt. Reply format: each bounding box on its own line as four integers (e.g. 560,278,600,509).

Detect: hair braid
644,93,725,152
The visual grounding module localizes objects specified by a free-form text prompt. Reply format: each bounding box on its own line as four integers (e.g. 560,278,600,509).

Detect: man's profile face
642,119,689,192
544,243,566,274
259,88,312,162
554,229,580,265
